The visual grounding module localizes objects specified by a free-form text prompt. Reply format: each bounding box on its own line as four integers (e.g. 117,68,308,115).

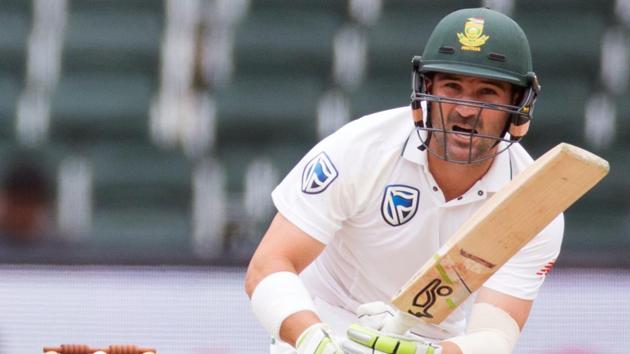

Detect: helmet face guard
409,8,541,164
410,56,541,164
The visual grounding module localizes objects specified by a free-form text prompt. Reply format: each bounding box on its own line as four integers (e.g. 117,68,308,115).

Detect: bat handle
381,311,421,334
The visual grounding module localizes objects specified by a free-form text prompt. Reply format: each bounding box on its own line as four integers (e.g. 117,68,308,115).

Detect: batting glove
343,324,442,354
341,302,442,354
296,323,344,354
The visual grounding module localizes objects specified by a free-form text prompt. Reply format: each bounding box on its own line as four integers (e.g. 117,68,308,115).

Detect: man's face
426,72,514,162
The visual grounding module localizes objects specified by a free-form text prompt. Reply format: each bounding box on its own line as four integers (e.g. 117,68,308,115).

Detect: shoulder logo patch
301,152,338,194
381,185,420,226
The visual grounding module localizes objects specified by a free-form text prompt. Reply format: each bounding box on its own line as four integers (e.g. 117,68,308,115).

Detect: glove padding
342,302,442,354
343,324,442,354
296,323,344,354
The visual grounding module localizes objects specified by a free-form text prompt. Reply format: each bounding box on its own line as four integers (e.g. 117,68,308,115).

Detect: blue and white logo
381,185,420,226
301,152,338,194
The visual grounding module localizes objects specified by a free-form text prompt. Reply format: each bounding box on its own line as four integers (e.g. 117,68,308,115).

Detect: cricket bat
383,143,609,332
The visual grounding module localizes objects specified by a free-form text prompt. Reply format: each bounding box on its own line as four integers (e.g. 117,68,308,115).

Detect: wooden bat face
391,143,609,324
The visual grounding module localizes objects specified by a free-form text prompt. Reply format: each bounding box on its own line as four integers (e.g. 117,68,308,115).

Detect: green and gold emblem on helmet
457,17,490,51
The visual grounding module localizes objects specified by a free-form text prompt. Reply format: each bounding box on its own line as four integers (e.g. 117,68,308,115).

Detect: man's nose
454,103,481,119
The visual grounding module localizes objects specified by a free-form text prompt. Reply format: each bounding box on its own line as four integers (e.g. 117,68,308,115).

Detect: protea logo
381,185,420,226
301,152,338,194
457,17,490,51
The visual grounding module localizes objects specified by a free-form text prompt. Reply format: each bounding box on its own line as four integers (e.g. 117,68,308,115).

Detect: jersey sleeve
482,213,564,300
271,130,359,245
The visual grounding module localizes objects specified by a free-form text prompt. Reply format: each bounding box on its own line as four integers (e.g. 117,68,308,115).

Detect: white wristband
445,303,520,354
250,271,318,339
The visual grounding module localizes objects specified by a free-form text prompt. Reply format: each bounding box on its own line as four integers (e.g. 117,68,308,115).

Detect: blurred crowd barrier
0,0,628,266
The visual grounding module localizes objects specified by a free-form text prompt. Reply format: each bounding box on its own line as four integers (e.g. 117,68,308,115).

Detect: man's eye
479,88,498,96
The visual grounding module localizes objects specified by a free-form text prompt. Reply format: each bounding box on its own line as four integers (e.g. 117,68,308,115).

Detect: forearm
246,253,319,344
280,310,322,346
246,213,330,348
245,255,297,297
248,269,321,349
249,271,343,353
247,261,318,346
245,213,325,298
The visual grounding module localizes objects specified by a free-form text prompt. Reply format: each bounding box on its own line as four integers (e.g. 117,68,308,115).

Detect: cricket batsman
245,7,563,354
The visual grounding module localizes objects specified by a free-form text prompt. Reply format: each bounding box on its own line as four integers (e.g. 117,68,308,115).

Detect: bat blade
390,143,609,325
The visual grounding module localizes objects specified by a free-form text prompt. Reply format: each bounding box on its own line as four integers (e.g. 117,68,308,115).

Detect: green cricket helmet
410,7,541,163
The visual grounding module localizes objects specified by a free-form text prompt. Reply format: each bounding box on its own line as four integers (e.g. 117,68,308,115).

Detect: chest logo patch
381,185,420,226
301,152,338,194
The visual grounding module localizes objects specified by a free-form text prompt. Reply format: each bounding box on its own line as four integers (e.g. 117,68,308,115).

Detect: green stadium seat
233,3,343,78
91,207,191,250
50,73,152,143
42,1,195,256
0,142,63,180
0,1,29,76
514,0,616,21
364,11,433,81
66,142,192,250
63,2,162,75
515,10,607,76
221,1,343,147
349,75,409,119
0,75,20,137
70,0,161,13
215,74,322,145
0,1,29,138
616,95,630,145
525,76,592,147
248,0,348,14
67,142,192,210
382,0,479,11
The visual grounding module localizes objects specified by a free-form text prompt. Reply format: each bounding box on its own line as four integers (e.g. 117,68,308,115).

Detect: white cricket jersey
271,106,564,340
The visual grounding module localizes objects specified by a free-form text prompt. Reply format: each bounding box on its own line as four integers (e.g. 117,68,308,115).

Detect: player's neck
427,153,494,202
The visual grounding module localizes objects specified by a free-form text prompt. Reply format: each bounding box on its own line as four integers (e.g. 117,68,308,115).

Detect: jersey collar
401,129,512,193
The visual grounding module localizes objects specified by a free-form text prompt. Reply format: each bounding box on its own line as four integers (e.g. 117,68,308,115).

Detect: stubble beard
430,110,499,163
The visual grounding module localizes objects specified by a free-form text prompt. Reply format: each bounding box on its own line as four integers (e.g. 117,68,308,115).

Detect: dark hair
2,159,52,204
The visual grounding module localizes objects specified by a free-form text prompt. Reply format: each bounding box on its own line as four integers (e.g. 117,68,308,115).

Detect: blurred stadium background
0,0,627,353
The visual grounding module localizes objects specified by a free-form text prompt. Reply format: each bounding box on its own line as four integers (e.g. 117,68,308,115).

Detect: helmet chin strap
411,99,430,151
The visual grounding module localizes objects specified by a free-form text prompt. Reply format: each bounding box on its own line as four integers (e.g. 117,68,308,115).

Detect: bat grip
381,311,421,334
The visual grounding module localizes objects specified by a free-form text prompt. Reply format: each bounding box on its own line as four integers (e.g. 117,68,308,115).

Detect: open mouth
451,125,478,135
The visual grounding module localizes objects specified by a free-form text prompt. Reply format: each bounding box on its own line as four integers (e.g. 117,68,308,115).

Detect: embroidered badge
457,17,490,51
381,185,420,226
301,152,338,194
